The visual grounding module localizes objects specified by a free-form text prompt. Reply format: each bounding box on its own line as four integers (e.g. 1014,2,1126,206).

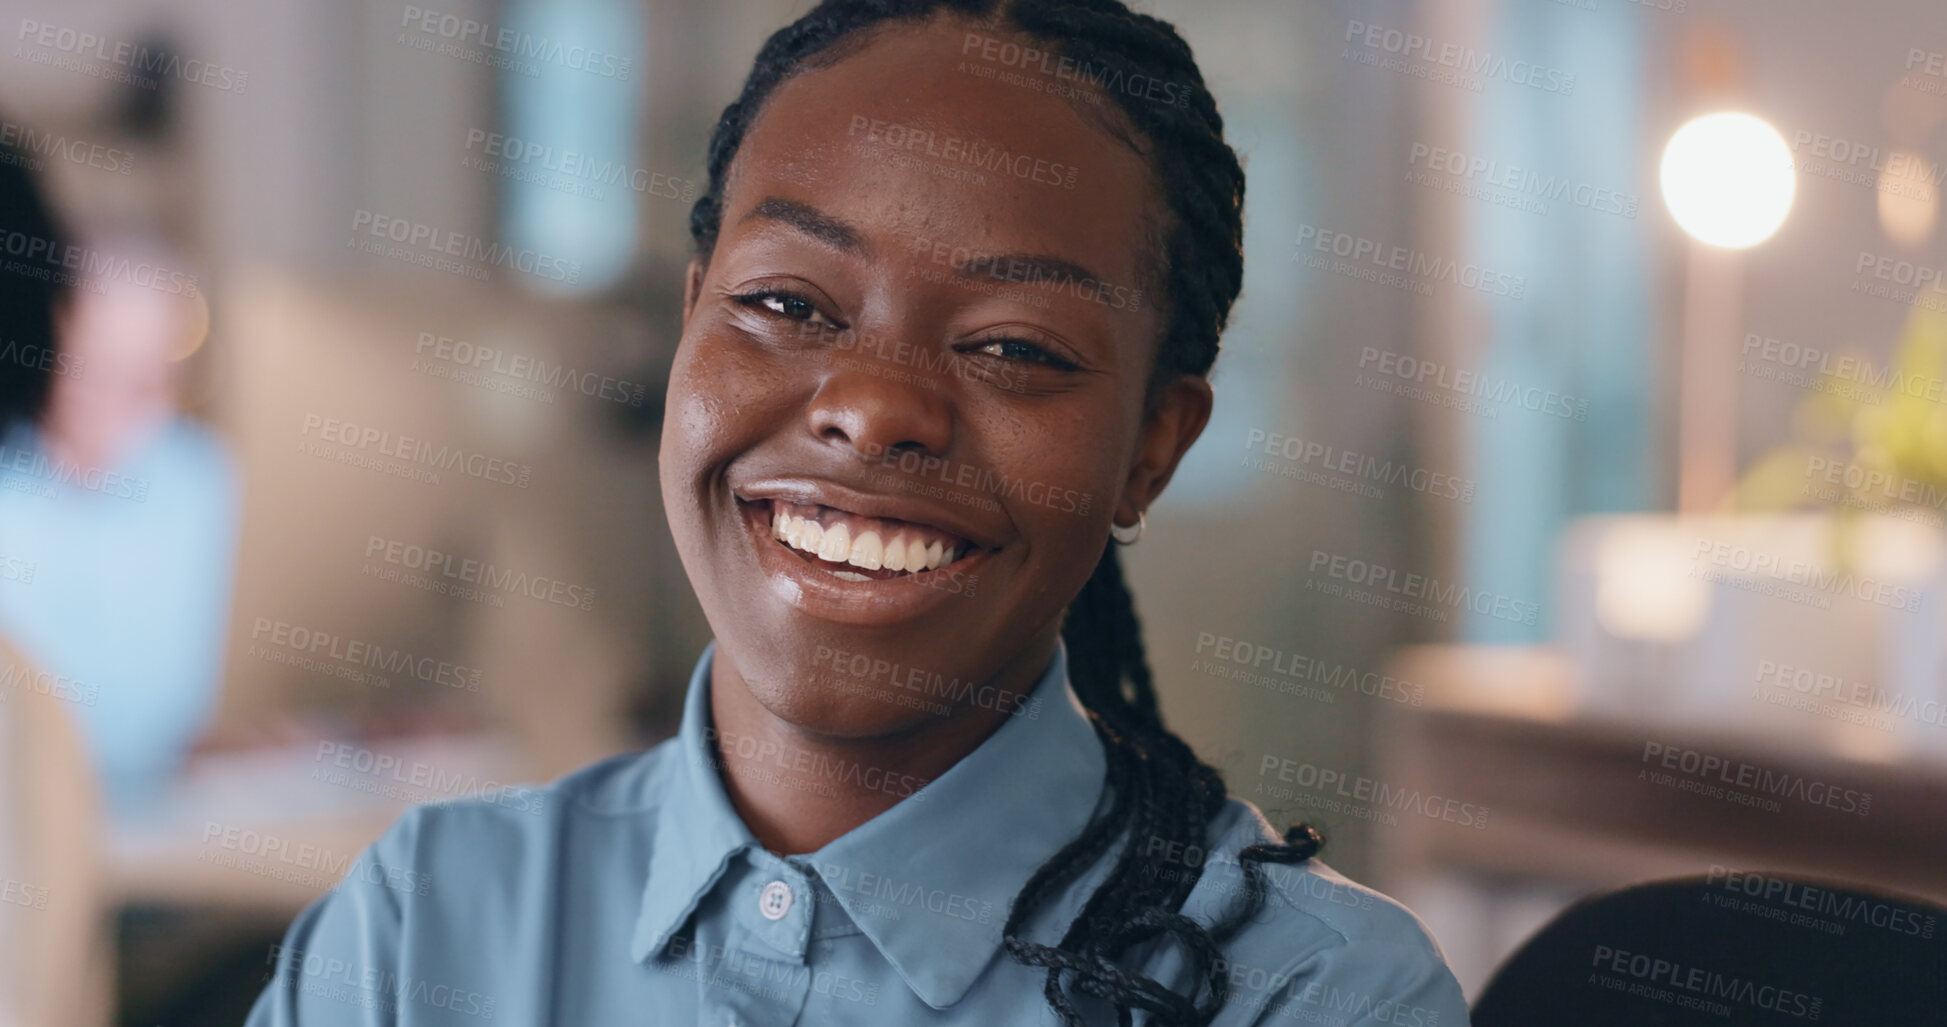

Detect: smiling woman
247,2,1467,1025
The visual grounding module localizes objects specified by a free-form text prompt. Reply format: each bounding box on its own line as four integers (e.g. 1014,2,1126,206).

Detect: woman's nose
803,365,955,461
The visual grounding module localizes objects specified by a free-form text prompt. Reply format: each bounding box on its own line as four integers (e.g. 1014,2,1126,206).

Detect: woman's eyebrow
739,197,1111,292
740,197,864,252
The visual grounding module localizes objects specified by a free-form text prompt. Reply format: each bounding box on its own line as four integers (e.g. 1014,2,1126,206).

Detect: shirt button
759,880,794,920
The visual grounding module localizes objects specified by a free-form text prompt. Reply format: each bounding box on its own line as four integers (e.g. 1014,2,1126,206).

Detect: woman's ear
1116,374,1214,525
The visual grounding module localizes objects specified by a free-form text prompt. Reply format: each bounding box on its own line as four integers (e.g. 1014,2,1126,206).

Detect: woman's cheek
675,332,803,449
1022,458,1116,540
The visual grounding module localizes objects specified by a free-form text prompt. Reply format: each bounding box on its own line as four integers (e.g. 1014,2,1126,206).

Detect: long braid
1011,544,1322,1026
688,3,1322,1022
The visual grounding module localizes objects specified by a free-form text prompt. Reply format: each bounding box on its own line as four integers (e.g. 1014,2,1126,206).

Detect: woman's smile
731,477,1000,627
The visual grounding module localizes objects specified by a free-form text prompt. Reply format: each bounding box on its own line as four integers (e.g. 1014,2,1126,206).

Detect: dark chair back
1471,872,1947,1025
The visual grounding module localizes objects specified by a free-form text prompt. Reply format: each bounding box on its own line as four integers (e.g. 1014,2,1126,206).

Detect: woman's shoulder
360,737,687,870
1197,796,1440,945
1160,798,1464,1021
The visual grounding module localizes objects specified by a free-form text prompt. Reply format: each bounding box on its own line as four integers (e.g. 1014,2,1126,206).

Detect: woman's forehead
720,20,1159,287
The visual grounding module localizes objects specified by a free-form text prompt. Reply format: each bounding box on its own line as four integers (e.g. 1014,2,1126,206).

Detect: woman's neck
706,635,1059,855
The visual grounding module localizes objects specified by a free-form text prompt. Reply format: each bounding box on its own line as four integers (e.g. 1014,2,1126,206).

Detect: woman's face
660,16,1210,736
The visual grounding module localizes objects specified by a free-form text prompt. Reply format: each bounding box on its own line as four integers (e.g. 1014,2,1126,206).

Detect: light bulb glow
1660,112,1796,248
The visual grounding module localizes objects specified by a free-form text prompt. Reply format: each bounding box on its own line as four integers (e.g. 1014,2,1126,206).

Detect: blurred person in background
0,188,239,814
0,136,111,1027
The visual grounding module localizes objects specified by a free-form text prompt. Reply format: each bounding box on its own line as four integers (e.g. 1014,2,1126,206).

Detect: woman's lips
735,497,990,625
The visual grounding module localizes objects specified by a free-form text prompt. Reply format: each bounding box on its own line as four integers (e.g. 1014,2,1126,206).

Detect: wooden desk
1373,645,1947,993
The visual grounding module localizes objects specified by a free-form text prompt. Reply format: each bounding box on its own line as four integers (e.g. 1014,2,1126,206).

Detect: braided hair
689,2,1322,1022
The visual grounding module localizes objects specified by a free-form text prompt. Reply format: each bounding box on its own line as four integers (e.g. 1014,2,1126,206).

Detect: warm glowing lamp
1659,111,1796,512
1660,112,1796,249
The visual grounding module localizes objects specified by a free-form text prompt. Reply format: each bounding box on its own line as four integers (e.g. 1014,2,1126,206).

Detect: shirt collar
630,639,1108,1010
629,639,758,964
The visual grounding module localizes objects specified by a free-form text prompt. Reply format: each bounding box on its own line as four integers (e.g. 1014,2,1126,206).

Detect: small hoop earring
1110,510,1146,546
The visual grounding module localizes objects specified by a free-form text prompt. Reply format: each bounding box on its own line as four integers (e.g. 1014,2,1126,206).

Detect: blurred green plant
1732,303,1947,565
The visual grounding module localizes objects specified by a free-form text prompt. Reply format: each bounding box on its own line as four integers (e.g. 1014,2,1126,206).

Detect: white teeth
817,522,851,562
765,505,968,575
848,530,883,570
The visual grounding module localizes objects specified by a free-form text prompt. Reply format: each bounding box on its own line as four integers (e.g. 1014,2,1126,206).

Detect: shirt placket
700,851,814,1027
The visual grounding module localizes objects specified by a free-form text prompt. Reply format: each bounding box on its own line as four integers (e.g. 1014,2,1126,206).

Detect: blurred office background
2,0,1945,1021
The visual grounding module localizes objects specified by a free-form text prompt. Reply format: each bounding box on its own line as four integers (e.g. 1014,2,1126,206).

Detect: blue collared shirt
247,641,1467,1026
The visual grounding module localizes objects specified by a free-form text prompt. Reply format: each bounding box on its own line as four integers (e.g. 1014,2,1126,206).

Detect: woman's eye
737,291,837,328
761,294,816,319
971,337,1078,370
